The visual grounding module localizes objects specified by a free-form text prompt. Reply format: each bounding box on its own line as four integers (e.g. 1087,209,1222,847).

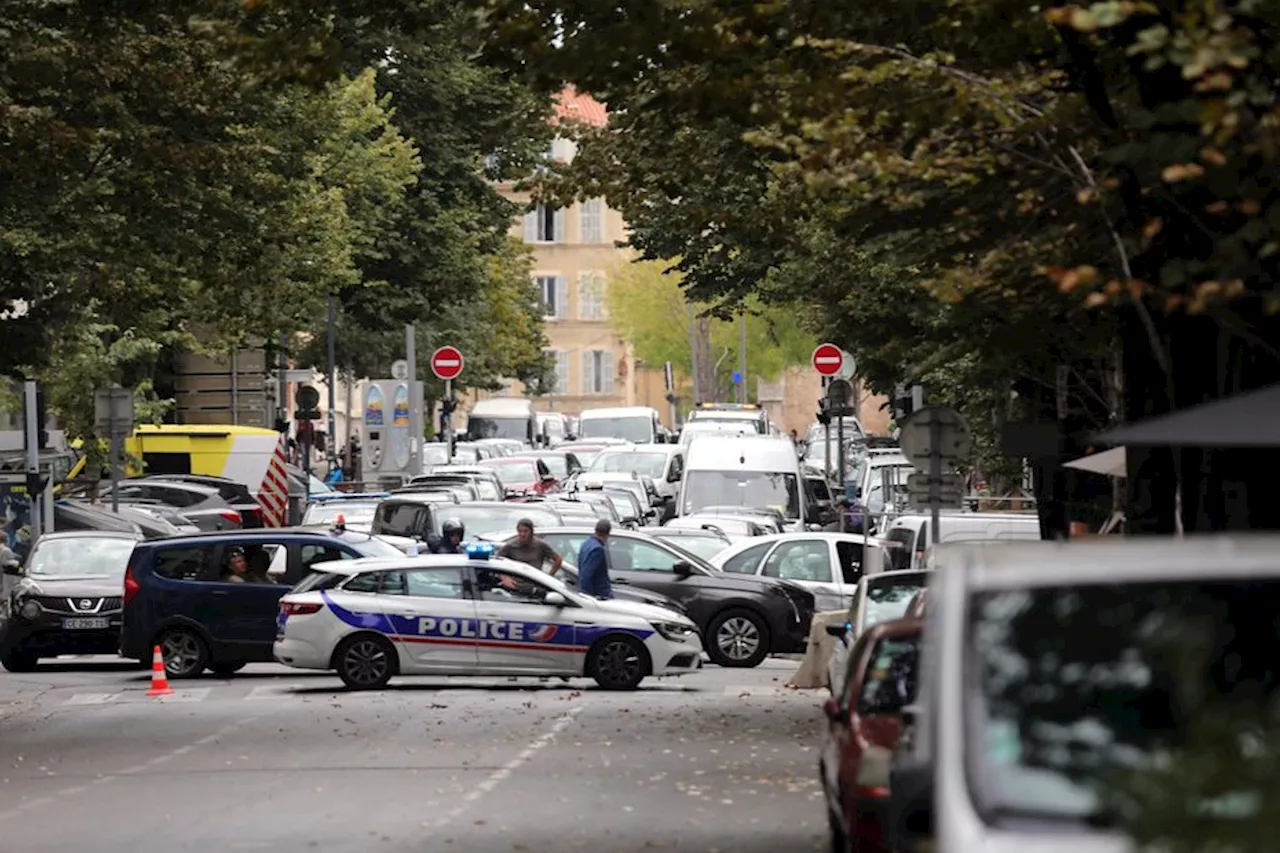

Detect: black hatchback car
1,530,142,672
522,527,815,668
120,528,404,678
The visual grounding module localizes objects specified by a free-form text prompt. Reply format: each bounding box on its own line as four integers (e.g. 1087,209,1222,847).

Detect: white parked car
710,532,885,612
274,544,703,691
826,568,931,698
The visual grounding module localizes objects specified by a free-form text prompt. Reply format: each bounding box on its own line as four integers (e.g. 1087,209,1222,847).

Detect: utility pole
326,296,337,471
738,312,747,404
687,304,700,406
405,324,420,476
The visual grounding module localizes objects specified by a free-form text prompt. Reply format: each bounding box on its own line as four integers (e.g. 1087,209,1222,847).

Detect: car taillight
281,602,322,615
856,785,891,799
123,565,140,607
218,509,243,526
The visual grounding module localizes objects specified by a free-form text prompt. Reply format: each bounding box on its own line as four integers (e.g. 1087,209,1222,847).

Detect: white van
535,411,572,446
679,435,807,531
577,406,666,444
465,397,538,447
687,403,769,435
881,512,1041,570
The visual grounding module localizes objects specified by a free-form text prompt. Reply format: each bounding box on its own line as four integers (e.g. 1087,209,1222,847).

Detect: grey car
0,530,142,671
106,480,244,531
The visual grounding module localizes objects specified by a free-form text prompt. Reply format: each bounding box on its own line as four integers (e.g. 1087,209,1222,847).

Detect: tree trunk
693,315,716,404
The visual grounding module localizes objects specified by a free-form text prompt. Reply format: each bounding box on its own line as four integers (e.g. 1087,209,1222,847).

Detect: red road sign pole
812,343,843,377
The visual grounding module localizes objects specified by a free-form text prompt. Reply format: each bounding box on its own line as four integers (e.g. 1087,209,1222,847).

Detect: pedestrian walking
576,519,613,599
496,518,564,577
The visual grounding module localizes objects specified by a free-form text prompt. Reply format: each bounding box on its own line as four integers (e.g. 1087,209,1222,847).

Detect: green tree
608,260,816,402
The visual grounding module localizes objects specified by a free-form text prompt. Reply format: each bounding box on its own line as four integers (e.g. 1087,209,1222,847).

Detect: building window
578,272,606,320
552,351,570,395
523,204,565,243
582,350,616,396
580,198,604,243
535,275,567,319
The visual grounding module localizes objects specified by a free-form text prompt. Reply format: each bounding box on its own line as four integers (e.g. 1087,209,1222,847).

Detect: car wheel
588,634,648,691
0,647,38,673
335,634,396,690
159,628,209,679
828,807,849,853
706,608,770,668
209,662,247,678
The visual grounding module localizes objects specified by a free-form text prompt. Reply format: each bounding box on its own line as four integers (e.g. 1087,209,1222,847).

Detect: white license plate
61,617,110,630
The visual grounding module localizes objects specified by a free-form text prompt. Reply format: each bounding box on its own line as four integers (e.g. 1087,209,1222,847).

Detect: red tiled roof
553,87,608,128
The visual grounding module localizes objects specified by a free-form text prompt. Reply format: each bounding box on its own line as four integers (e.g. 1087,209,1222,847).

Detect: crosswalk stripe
156,688,212,703
63,693,120,705
244,684,306,700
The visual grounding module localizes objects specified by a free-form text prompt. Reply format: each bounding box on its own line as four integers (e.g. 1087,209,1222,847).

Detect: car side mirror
672,561,693,578
666,470,681,483
824,622,849,639
3,561,22,576
822,697,844,722
544,591,567,607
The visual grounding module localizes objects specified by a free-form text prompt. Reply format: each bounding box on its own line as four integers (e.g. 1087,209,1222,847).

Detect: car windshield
467,416,529,441
345,536,411,558
422,444,451,465
485,461,538,486
589,451,666,478
303,501,380,526
864,573,929,628
27,536,135,578
579,416,652,443
437,505,561,536
691,414,765,433
653,533,729,561
966,579,1280,829
682,470,801,520
536,455,568,479
864,465,911,514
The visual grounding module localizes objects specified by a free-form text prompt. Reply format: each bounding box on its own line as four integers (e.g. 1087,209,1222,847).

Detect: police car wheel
335,634,395,690
706,608,770,668
588,635,648,691
160,628,209,678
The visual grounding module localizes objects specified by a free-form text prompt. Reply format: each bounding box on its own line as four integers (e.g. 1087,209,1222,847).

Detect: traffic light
815,398,831,426
22,386,48,451
441,398,458,416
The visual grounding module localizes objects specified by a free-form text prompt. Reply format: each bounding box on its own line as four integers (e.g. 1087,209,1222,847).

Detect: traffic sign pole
430,346,465,464
930,416,942,545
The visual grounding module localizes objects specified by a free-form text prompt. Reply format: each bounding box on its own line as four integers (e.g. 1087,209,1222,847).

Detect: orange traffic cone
147,645,174,697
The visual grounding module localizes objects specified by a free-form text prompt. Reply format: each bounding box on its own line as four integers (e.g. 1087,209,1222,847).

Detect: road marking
245,683,304,700
62,693,120,705
427,704,584,829
156,688,212,703
0,714,261,823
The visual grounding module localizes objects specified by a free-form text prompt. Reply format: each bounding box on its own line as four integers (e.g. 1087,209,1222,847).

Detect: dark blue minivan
120,529,403,678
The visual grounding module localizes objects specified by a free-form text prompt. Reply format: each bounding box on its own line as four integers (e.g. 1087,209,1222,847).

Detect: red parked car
820,618,923,853
479,456,560,498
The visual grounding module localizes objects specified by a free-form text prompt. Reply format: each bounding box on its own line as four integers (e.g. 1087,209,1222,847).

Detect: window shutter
523,211,537,243
603,351,616,394
553,207,566,242
583,351,596,395
595,273,608,318
555,276,568,319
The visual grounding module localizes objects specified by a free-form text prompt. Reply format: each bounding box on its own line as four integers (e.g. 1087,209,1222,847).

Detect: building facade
482,89,672,421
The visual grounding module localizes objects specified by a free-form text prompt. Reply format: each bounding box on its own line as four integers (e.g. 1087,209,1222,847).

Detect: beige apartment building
481,89,671,420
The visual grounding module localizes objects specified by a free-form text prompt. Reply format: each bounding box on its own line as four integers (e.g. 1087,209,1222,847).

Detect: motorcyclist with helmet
426,518,466,554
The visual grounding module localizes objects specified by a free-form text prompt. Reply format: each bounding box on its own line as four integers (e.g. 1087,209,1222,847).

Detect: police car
273,543,703,691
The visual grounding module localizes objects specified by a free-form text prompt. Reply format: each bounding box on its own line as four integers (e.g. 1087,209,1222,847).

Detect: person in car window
222,547,275,584
427,518,466,554
497,518,564,578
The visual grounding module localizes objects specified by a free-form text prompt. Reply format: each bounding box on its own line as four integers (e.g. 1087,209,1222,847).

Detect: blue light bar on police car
465,543,497,560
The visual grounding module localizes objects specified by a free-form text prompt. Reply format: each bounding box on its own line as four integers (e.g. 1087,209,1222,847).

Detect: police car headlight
651,621,695,642
19,599,41,621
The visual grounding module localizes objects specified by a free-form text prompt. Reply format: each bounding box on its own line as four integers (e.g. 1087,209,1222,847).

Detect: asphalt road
0,657,828,853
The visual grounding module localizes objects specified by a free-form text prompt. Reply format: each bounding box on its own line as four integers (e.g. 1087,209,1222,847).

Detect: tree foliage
1,0,554,438
607,260,816,401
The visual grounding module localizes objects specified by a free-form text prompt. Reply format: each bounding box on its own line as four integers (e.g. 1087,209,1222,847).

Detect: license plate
61,617,110,630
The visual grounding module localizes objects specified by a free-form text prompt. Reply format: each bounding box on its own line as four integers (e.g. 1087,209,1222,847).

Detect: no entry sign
812,343,844,377
430,346,464,381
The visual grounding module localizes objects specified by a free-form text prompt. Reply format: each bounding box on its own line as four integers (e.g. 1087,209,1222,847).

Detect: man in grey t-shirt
497,518,564,578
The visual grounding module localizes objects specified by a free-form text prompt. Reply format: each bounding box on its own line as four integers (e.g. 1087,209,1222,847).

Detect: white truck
678,435,808,531
465,397,538,447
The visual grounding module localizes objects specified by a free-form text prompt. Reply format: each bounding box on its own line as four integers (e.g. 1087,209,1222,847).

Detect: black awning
1094,384,1280,448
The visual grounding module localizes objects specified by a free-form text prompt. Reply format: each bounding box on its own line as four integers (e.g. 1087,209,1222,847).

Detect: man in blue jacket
576,519,614,599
